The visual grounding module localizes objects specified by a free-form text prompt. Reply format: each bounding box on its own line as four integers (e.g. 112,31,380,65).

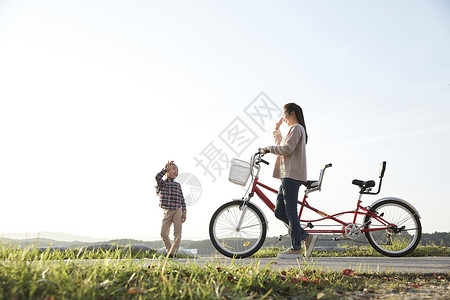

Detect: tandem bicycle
209,152,422,258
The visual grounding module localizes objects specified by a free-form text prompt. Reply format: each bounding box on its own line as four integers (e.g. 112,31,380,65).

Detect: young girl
260,103,317,259
155,161,187,258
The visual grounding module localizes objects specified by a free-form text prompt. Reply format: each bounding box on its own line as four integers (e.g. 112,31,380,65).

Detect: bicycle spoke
239,223,264,230
394,215,413,228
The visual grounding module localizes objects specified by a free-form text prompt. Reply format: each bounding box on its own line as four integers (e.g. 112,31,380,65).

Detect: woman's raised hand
275,117,284,131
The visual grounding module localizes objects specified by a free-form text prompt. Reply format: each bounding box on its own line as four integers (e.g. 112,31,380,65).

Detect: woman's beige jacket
267,124,307,182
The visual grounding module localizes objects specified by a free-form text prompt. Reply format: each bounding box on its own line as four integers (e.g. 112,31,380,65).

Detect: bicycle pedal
332,236,345,241
278,234,289,241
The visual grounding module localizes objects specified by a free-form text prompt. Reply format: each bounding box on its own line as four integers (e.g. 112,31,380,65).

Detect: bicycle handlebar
253,152,270,166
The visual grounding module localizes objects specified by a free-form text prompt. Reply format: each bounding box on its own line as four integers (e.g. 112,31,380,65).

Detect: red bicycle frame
250,176,394,235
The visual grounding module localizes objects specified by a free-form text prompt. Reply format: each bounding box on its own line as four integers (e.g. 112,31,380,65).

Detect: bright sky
1,0,449,241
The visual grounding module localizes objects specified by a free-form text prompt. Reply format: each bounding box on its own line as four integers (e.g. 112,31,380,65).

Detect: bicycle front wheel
209,200,267,258
364,199,421,257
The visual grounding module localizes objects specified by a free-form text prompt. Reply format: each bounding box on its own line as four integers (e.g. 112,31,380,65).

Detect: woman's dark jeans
274,178,309,250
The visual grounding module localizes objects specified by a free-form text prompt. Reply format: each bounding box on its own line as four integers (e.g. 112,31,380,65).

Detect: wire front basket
228,158,251,186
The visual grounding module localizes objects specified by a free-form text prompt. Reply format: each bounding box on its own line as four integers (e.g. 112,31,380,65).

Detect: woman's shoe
277,248,302,259
303,235,318,258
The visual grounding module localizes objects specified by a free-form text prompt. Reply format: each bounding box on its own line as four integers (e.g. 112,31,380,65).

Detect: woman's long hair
284,103,308,144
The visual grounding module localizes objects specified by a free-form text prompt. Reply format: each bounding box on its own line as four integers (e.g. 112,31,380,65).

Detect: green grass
0,246,449,299
0,245,196,261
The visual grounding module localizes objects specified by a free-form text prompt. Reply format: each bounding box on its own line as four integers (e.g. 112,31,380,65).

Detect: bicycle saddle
352,179,375,189
305,180,319,189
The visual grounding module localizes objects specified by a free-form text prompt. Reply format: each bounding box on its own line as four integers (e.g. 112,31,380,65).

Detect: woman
260,103,317,259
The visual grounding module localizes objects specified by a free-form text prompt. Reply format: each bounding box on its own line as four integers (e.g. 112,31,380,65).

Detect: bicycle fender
369,197,421,219
232,199,270,230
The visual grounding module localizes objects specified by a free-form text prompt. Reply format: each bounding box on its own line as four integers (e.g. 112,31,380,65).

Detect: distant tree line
420,232,450,247
2,232,448,255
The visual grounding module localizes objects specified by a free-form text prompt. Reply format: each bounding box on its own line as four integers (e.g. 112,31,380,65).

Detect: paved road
13,256,448,274
153,256,450,274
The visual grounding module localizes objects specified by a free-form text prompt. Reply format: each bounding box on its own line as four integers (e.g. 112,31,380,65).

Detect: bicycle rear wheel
364,199,421,257
209,200,267,258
